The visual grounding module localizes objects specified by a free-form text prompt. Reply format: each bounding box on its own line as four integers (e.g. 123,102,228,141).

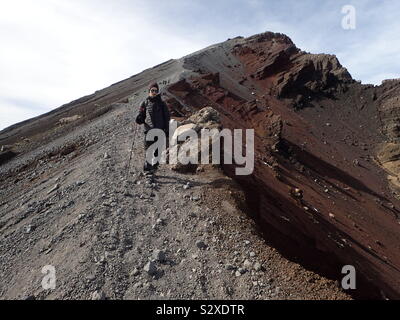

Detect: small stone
224,286,234,296
238,267,246,274
243,259,252,269
249,252,256,257
104,153,110,159
196,240,207,249
25,225,35,234
48,184,60,194
292,188,303,198
131,268,140,277
78,257,86,264
152,250,166,262
143,283,155,291
105,251,114,259
225,264,236,271
91,290,106,300
254,262,262,271
196,166,205,173
85,274,96,282
144,261,157,275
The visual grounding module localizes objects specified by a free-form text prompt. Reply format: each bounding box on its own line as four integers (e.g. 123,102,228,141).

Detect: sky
0,0,399,131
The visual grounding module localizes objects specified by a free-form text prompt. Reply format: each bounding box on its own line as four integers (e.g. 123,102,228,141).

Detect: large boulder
164,107,222,173
183,107,220,126
168,129,221,173
171,123,196,142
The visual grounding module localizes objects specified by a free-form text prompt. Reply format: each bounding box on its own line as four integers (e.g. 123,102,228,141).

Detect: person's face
149,87,159,97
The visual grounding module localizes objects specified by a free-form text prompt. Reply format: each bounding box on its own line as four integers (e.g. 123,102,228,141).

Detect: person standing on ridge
135,82,170,172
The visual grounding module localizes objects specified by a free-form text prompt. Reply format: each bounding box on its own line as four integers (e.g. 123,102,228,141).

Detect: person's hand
136,114,145,124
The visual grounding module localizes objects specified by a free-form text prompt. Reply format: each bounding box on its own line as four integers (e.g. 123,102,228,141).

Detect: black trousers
144,131,168,166
144,136,159,164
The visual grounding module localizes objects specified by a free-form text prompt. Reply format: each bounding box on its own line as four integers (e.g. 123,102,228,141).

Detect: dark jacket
136,95,170,133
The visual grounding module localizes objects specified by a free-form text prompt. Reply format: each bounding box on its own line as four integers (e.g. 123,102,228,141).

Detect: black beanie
149,82,159,91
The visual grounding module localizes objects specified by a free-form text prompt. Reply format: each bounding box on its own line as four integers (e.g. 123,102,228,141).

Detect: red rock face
166,32,400,299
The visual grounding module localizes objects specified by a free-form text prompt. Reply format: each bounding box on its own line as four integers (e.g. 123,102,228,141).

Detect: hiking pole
125,124,139,181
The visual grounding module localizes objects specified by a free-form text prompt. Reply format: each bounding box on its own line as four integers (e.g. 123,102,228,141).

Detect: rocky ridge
1,31,400,299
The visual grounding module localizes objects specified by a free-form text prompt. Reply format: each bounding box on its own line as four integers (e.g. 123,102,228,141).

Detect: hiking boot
143,162,153,172
144,173,154,184
144,162,159,173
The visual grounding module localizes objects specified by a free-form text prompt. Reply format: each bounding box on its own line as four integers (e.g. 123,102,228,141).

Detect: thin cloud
0,0,205,130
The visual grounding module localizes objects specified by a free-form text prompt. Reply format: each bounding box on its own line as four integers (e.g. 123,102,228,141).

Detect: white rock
254,262,262,271
243,259,252,269
91,290,106,300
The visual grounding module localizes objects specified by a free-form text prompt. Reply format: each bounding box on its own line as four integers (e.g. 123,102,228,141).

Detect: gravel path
0,102,350,300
